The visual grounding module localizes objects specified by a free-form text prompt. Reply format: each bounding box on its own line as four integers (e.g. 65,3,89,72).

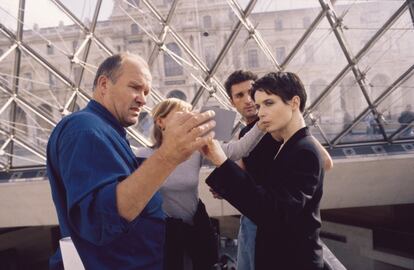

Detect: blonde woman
135,98,265,270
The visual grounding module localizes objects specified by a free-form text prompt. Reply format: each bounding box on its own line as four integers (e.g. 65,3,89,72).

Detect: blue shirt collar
87,100,127,138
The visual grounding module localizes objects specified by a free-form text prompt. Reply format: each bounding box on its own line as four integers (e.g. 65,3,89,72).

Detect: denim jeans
236,216,257,270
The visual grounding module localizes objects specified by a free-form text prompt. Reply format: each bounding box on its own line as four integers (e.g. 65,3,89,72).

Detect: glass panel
213,27,252,91
306,118,330,145
129,92,165,144
287,17,349,95
169,0,239,71
0,0,19,33
8,103,49,156
149,33,209,107
0,98,13,134
19,50,71,123
16,103,54,151
151,0,174,19
74,94,89,111
136,109,154,139
78,40,111,95
0,132,9,169
193,78,234,111
0,42,15,137
237,0,323,12
335,0,404,55
22,0,86,85
59,0,99,29
377,74,414,140
250,0,322,66
311,74,369,143
129,108,154,148
0,36,15,93
11,142,45,167
95,0,163,53
340,110,384,143
213,27,279,93
360,10,414,103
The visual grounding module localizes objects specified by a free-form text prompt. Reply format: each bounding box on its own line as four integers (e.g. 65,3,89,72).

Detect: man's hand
117,110,215,222
158,110,216,166
200,138,227,167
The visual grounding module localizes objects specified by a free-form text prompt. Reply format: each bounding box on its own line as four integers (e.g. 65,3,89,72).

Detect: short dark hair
92,54,124,90
251,72,307,113
224,70,258,99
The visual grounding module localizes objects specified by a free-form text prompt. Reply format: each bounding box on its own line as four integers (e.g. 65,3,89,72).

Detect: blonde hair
151,98,192,148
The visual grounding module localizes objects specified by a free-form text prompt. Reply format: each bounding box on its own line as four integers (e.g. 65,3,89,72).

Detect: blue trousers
236,216,257,270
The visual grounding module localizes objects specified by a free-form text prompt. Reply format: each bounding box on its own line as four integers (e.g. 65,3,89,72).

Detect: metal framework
0,0,413,174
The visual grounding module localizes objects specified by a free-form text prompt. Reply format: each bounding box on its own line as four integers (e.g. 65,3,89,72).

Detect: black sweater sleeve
205,149,322,228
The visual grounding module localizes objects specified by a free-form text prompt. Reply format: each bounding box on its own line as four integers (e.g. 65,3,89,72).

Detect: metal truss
322,0,388,142
0,0,413,175
305,0,411,147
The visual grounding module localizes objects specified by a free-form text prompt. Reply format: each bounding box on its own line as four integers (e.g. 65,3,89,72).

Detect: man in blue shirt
47,53,216,270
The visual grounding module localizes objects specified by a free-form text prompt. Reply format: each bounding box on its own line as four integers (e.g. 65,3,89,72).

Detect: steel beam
7,0,26,170
147,0,179,67
282,5,329,69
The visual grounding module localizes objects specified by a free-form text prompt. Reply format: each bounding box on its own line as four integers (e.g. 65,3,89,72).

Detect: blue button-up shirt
47,100,165,270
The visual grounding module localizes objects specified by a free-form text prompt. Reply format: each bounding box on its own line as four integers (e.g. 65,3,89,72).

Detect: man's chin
244,109,257,116
122,118,138,127
243,112,258,121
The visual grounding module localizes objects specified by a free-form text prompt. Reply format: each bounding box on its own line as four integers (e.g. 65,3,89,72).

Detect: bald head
93,53,151,91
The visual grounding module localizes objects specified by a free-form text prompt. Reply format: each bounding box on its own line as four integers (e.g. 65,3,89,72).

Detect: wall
0,154,413,227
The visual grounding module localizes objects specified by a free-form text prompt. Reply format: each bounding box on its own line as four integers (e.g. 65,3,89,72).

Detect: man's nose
244,94,253,104
135,91,147,106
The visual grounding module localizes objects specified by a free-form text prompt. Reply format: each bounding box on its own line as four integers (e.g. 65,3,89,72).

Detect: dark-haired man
47,53,216,269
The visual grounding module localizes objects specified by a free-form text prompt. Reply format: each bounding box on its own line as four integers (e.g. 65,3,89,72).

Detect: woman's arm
205,148,322,228
311,136,333,171
220,123,265,161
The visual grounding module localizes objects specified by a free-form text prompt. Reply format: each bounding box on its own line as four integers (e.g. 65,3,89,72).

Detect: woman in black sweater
202,72,325,270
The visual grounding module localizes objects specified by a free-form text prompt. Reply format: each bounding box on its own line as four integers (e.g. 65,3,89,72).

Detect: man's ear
97,75,109,95
155,117,164,130
291,95,300,111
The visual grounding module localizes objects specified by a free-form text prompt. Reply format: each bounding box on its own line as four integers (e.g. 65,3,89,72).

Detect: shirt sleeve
206,149,322,228
220,123,265,161
58,129,137,246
